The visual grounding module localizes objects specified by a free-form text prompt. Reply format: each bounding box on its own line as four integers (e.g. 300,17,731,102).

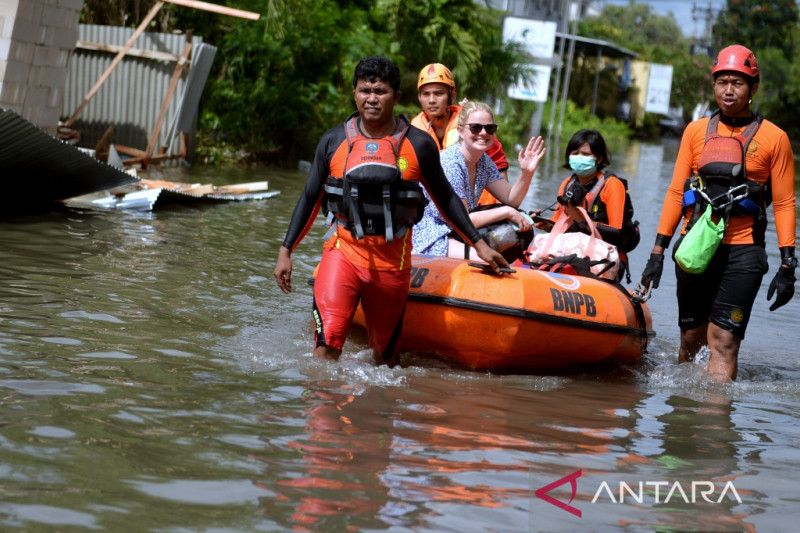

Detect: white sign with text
503,17,557,103
645,63,673,114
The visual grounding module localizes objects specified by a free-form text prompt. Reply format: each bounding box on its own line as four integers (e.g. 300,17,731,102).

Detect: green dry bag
675,205,725,273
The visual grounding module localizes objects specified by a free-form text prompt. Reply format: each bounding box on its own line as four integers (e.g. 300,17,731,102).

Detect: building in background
0,0,82,133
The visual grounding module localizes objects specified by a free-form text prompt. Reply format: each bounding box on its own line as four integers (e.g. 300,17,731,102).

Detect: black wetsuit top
282,121,481,251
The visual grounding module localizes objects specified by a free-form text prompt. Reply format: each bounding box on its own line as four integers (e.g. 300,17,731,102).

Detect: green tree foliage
76,1,598,162
579,3,713,123
579,3,684,57
564,56,629,120
556,100,632,149
81,0,177,31
372,0,528,102
713,0,800,137
714,0,797,56
173,0,523,162
183,0,384,162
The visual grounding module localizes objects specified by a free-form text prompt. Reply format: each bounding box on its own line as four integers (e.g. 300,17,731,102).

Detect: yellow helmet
417,63,456,90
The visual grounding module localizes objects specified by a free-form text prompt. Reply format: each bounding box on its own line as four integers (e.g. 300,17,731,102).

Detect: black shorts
674,243,768,339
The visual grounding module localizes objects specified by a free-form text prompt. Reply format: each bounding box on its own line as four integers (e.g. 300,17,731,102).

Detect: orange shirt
411,105,462,150
657,116,796,247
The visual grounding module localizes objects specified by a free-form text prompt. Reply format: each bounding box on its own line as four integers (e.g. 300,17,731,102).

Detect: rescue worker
546,129,639,282
411,63,509,205
274,56,509,366
639,44,796,381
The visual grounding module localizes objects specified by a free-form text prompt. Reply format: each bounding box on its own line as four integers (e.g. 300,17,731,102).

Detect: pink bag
527,207,620,280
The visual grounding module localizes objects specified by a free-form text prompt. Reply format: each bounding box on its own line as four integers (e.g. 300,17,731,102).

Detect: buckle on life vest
736,197,760,216
682,189,700,209
714,183,749,209
687,181,749,211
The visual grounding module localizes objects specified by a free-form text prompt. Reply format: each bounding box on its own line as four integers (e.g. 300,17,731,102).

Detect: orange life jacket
324,114,426,242
560,172,640,253
683,112,769,240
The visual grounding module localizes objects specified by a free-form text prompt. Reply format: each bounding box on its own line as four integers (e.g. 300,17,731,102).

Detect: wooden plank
178,131,188,159
164,0,260,20
214,181,269,194
183,184,216,196
94,126,115,162
64,1,165,127
142,34,193,168
115,144,148,158
75,40,180,63
121,153,181,166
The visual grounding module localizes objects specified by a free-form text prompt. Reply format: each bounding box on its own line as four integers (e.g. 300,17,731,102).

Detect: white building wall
0,0,82,132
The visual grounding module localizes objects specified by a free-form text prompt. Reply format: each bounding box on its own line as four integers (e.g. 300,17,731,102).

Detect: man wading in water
274,56,508,366
640,44,796,381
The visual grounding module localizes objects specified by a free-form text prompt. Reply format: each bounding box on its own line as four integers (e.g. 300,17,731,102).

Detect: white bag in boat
528,207,620,280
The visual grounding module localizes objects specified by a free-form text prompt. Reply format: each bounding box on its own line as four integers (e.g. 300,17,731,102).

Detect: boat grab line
408,293,656,338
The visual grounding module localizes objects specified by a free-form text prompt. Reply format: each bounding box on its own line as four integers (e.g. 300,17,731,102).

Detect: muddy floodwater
1,139,799,531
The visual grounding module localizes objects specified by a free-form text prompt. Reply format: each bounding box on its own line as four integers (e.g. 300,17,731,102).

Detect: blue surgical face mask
568,154,597,177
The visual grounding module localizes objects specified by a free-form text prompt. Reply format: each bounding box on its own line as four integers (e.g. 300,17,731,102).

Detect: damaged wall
63,25,217,163
0,0,82,133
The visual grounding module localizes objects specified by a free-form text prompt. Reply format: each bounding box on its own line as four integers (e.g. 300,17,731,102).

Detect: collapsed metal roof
0,108,138,212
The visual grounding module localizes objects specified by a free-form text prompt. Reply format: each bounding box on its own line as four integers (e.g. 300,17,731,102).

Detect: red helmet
712,45,759,79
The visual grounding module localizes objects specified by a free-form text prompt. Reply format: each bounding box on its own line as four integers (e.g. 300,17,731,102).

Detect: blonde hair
456,100,494,129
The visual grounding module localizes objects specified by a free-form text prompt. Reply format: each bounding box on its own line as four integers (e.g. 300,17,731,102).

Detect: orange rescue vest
324,114,426,242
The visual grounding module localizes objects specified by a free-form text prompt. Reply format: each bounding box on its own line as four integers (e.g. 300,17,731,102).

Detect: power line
691,0,719,41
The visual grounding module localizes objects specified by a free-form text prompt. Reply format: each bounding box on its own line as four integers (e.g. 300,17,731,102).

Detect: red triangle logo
535,470,583,517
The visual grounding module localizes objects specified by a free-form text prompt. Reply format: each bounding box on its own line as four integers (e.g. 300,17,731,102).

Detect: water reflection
269,381,393,530
264,375,661,531
0,151,797,531
626,393,756,532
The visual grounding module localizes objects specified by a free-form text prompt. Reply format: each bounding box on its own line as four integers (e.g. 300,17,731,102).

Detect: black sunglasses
466,123,498,135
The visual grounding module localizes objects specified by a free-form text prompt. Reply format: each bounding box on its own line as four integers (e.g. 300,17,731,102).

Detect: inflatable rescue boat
354,255,653,371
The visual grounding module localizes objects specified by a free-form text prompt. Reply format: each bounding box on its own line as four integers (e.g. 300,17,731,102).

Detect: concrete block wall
0,0,82,132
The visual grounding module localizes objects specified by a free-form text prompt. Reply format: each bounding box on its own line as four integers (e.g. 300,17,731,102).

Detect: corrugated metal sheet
62,24,217,160
0,108,138,211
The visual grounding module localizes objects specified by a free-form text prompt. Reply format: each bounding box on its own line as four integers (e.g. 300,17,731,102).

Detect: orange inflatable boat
353,255,653,371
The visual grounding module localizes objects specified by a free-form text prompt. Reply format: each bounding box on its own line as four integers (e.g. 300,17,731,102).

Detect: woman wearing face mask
412,101,546,258
545,129,634,281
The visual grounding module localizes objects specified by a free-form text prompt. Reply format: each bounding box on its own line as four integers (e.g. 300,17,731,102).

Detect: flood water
1,139,799,531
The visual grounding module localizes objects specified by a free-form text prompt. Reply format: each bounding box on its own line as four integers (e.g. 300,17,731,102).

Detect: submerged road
0,140,798,531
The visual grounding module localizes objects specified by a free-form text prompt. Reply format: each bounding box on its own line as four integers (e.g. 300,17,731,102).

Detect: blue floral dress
412,143,502,256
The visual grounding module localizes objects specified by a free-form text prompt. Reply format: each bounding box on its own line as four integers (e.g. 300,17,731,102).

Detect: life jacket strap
349,182,364,239
584,175,606,212
324,183,342,195
383,185,393,242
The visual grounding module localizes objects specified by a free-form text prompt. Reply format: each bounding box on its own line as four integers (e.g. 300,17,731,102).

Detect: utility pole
691,0,715,53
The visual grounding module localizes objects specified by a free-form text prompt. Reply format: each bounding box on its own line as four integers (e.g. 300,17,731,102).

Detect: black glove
767,253,797,311
640,253,664,289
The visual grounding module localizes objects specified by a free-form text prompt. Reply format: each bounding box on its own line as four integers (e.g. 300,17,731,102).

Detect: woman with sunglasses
412,101,546,257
